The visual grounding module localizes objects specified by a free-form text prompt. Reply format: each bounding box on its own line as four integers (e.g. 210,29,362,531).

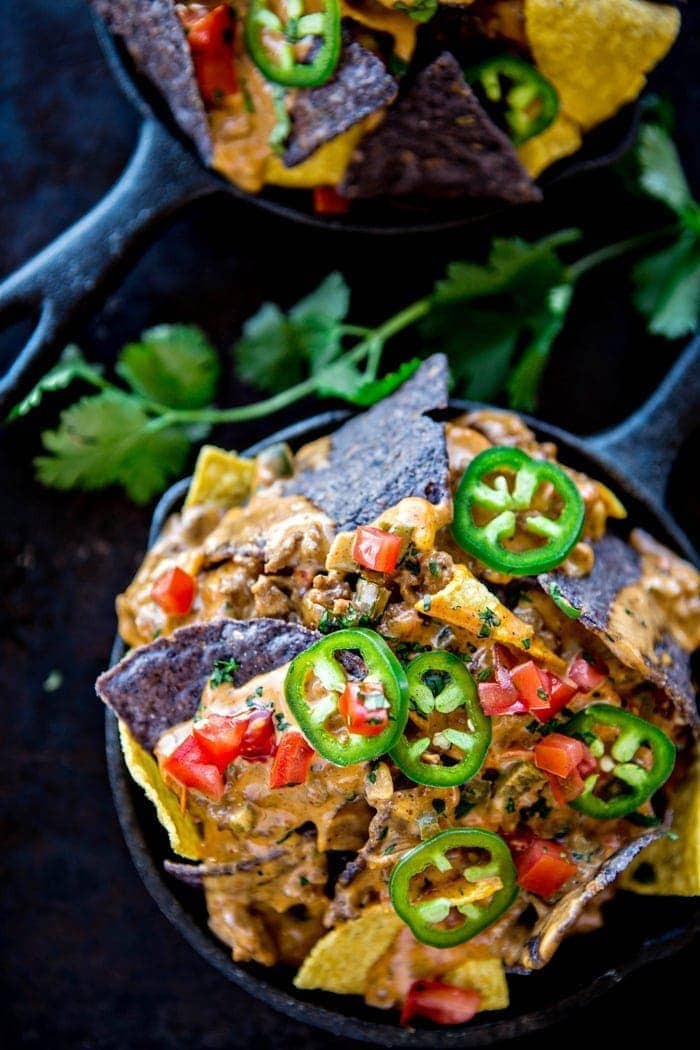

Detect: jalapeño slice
452,446,585,576
284,628,408,765
565,704,676,819
466,54,559,145
391,652,491,787
389,828,518,948
245,0,341,88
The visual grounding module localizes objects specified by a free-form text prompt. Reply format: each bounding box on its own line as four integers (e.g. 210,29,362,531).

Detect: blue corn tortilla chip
284,41,397,167
96,618,318,750
539,533,697,728
340,51,541,202
89,0,212,160
283,354,450,531
521,827,662,969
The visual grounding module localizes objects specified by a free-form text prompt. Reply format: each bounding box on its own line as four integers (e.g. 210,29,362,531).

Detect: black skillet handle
0,118,210,414
588,336,700,506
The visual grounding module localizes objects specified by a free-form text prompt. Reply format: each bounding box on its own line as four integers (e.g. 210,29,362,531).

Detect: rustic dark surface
1,2,698,1048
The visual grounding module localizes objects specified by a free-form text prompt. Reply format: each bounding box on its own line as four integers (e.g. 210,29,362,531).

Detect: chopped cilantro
210,657,239,687
477,608,500,638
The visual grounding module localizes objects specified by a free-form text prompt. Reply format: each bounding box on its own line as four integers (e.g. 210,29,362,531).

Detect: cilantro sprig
8,117,697,504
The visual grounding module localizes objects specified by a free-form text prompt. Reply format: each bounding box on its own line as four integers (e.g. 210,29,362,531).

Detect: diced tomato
514,837,577,898
151,567,196,616
568,652,608,693
338,680,389,737
400,980,481,1027
184,5,237,106
510,661,551,710
193,714,248,772
239,709,276,761
530,670,578,722
534,733,584,778
478,681,526,716
352,526,403,574
545,768,585,807
270,732,315,788
313,185,350,215
577,742,597,777
162,735,224,801
477,658,526,715
493,643,518,671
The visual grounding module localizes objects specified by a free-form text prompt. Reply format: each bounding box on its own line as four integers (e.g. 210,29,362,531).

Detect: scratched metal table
1,2,698,1048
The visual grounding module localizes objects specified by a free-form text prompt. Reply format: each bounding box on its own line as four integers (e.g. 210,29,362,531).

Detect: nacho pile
89,0,680,209
97,355,698,1027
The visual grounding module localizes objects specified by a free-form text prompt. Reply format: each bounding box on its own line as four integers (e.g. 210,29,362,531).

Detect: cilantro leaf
507,284,574,410
633,231,700,339
316,357,421,406
425,233,579,408
233,272,350,393
233,302,303,393
8,345,104,421
35,391,190,503
290,271,350,369
637,124,693,216
116,325,219,410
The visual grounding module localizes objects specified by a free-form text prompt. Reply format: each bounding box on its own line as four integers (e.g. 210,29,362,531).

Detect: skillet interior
105,403,699,1046
94,16,641,237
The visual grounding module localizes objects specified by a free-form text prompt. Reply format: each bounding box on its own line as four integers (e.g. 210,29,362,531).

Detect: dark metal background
1,2,698,1048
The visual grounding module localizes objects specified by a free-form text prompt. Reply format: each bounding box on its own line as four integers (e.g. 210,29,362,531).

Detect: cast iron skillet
105,338,699,1046
0,9,642,415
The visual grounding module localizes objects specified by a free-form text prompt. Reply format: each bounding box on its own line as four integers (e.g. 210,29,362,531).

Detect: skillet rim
104,400,699,1045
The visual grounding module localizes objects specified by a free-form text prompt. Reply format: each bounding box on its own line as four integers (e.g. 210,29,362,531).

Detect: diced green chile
452,446,585,576
391,652,491,787
389,828,518,947
465,55,559,145
284,628,408,765
565,704,676,819
245,0,341,88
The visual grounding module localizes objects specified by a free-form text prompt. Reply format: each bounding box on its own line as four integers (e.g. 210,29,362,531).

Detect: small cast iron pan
106,337,699,1046
0,7,643,415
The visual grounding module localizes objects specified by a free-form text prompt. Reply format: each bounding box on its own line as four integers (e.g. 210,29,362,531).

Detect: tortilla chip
89,0,212,159
341,0,417,62
521,827,662,968
184,446,255,508
266,122,370,187
284,355,450,532
420,563,567,671
539,534,697,727
443,957,509,1011
518,112,582,178
294,904,405,994
525,0,680,131
284,42,397,167
97,618,318,750
620,755,700,896
341,52,541,201
118,721,202,860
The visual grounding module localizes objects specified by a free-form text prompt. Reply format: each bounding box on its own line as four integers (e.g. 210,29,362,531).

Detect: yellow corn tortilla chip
518,112,582,178
341,0,418,62
184,445,255,508
620,754,700,896
294,904,405,994
265,122,371,188
119,721,203,860
418,563,567,671
525,0,680,131
444,957,510,1012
